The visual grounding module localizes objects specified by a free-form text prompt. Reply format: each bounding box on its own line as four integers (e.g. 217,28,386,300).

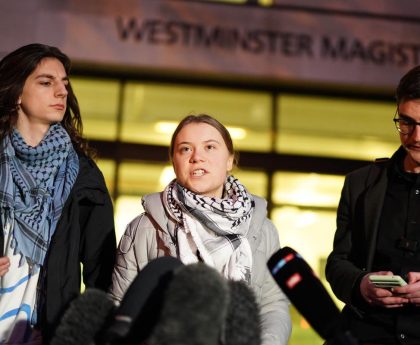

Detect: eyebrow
177,139,221,146
398,113,416,121
35,74,69,82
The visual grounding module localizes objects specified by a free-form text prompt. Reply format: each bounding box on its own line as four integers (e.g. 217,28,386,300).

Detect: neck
15,120,50,147
403,155,420,174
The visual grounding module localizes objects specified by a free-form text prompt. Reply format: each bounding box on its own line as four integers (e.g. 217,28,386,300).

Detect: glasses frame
393,110,420,135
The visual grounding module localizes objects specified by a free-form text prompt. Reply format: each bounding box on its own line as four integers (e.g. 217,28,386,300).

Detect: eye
399,118,415,126
40,80,52,86
179,146,191,153
206,144,216,150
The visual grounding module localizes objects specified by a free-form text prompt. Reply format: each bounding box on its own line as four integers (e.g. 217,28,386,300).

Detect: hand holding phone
368,274,407,288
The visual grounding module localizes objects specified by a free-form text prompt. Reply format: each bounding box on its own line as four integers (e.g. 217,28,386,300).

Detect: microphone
101,256,184,344
224,279,261,345
147,262,229,345
50,288,115,345
267,247,359,345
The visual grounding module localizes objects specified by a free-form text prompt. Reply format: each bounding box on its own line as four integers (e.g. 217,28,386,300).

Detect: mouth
191,169,207,177
406,144,420,151
51,104,65,111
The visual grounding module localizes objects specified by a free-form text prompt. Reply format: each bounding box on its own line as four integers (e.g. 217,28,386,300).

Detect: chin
406,152,420,167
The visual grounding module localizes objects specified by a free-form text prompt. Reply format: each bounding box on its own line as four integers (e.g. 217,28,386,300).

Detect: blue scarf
0,124,79,270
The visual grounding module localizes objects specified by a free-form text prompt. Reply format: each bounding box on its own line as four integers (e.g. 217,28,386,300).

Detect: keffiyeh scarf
162,175,255,283
0,123,79,270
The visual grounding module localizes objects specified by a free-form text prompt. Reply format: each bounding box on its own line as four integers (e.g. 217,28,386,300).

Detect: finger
408,298,420,304
0,263,10,271
383,304,405,309
371,296,408,307
0,257,9,265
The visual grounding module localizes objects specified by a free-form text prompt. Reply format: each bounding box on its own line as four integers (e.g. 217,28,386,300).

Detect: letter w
116,17,146,41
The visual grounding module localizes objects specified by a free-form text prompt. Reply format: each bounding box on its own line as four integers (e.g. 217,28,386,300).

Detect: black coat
325,149,393,304
1,155,116,343
324,146,420,343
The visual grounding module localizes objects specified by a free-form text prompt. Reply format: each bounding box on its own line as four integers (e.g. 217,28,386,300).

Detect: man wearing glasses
326,65,420,345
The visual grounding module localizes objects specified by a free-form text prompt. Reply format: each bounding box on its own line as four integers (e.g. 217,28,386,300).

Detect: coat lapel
364,162,389,270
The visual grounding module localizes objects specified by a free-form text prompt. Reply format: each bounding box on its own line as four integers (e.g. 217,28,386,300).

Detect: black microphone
224,279,262,345
101,256,184,345
147,262,229,345
267,247,359,345
50,288,115,345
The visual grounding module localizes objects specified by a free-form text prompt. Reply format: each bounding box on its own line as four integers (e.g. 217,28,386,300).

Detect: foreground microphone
51,289,115,345
267,247,359,345
101,256,183,344
147,263,229,345
225,280,261,345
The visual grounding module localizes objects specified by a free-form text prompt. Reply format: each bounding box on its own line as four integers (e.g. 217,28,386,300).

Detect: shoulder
248,195,268,234
77,155,106,184
252,194,267,211
72,155,109,203
123,212,156,241
142,192,164,210
249,194,279,246
344,157,389,189
124,192,172,240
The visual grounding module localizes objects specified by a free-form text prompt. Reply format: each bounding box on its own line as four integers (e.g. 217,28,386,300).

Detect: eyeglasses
393,113,420,135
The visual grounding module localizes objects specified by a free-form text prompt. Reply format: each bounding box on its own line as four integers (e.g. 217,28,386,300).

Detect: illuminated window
277,94,398,160
273,172,344,208
96,159,116,196
232,169,268,198
271,171,345,314
121,83,271,151
115,162,173,240
272,206,337,274
271,171,343,273
71,77,120,140
118,162,172,196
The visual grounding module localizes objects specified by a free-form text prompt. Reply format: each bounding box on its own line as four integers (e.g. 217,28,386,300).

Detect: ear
226,154,234,172
17,97,21,105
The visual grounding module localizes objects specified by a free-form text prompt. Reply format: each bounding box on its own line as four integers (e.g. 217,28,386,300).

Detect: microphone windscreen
148,263,229,345
225,280,261,345
50,288,115,345
103,256,184,343
267,247,341,340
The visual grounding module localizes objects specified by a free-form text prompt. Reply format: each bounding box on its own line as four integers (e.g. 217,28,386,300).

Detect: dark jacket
325,149,393,304
1,155,116,343
325,146,420,343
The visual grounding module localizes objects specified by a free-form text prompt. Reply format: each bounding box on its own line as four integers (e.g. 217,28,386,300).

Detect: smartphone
368,274,407,288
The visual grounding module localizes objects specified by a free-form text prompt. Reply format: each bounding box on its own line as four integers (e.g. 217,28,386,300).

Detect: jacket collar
364,146,404,269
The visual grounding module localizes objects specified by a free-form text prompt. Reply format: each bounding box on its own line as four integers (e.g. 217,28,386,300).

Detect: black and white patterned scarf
162,175,255,283
0,124,79,270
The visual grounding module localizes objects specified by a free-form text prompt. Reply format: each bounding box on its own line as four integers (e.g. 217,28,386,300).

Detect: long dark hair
0,43,93,157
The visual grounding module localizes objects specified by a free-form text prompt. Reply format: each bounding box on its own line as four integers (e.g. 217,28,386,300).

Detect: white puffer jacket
110,192,291,345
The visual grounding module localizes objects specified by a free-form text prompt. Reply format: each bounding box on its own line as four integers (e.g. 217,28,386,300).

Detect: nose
189,148,205,163
55,82,68,98
413,124,420,141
